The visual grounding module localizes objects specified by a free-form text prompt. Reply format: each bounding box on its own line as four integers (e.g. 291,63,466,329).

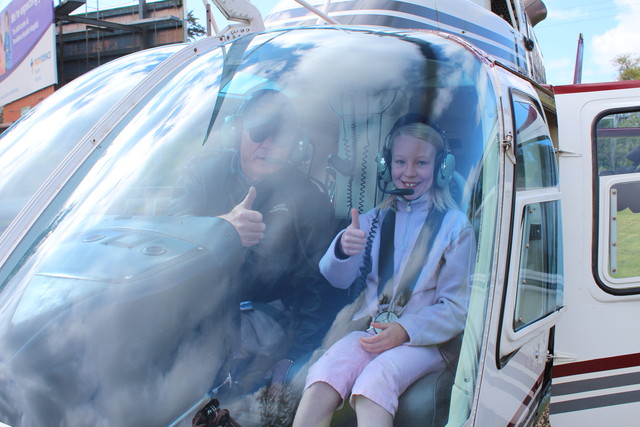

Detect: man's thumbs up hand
219,186,266,247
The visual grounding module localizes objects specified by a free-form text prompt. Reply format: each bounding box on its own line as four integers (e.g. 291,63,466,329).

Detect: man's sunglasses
247,120,296,144
248,122,281,143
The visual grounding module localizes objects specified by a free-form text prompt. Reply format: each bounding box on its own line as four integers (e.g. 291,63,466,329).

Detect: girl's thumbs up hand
339,208,367,256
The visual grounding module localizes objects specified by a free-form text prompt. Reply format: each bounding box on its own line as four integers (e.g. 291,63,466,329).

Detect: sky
69,0,640,86
535,0,640,85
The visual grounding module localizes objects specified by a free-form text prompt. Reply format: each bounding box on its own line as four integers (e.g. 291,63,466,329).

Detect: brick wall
3,85,55,123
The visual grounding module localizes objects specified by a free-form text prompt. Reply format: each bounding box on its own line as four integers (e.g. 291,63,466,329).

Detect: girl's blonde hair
384,122,457,212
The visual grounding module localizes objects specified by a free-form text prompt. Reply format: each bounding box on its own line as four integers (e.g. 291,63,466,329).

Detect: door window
596,111,640,290
513,200,563,330
513,96,557,190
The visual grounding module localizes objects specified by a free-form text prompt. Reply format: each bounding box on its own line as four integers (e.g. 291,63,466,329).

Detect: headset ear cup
222,114,242,149
289,139,310,164
435,151,456,188
377,147,392,184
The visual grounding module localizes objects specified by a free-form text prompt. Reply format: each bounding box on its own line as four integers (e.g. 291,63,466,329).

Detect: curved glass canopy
0,44,184,236
0,28,501,426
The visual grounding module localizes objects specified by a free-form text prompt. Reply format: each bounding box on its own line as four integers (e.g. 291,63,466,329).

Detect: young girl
292,115,474,427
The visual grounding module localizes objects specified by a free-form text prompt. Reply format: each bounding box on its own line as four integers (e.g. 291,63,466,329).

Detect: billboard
0,0,56,106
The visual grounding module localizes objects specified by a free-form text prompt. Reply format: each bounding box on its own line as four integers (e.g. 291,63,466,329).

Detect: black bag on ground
192,398,242,427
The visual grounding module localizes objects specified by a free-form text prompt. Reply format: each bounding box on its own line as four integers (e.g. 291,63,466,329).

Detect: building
1,0,185,130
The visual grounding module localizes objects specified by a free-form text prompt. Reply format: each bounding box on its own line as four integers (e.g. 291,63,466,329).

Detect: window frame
511,90,558,190
500,190,564,357
498,88,564,360
592,107,640,295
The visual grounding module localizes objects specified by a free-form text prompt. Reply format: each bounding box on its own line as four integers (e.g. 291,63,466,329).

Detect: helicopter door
490,89,564,425
551,88,640,426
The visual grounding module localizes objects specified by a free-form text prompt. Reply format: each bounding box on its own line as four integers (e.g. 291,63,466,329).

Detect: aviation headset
377,113,456,189
222,89,308,163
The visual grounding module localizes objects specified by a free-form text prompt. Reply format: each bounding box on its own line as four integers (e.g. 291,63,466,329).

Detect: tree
612,54,640,81
187,10,207,41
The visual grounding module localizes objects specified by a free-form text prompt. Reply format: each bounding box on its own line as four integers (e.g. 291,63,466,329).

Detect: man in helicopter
167,88,346,389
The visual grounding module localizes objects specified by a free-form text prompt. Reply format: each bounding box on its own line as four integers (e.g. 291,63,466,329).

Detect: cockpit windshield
0,28,500,426
0,44,184,237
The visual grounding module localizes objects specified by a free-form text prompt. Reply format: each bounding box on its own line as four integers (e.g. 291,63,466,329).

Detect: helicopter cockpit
0,27,503,426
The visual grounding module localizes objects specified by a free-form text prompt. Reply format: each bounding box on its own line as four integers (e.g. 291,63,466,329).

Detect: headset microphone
376,177,415,197
387,188,415,196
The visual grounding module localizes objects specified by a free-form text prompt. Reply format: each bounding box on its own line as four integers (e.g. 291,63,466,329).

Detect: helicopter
0,0,638,425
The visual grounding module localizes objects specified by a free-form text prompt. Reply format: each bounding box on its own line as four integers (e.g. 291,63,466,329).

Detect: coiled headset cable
348,209,380,302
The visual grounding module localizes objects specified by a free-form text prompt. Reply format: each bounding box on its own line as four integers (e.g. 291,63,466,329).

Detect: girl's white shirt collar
394,192,432,213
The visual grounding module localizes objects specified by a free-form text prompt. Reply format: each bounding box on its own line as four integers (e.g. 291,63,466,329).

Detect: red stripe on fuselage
553,80,640,95
507,372,545,427
553,353,640,378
